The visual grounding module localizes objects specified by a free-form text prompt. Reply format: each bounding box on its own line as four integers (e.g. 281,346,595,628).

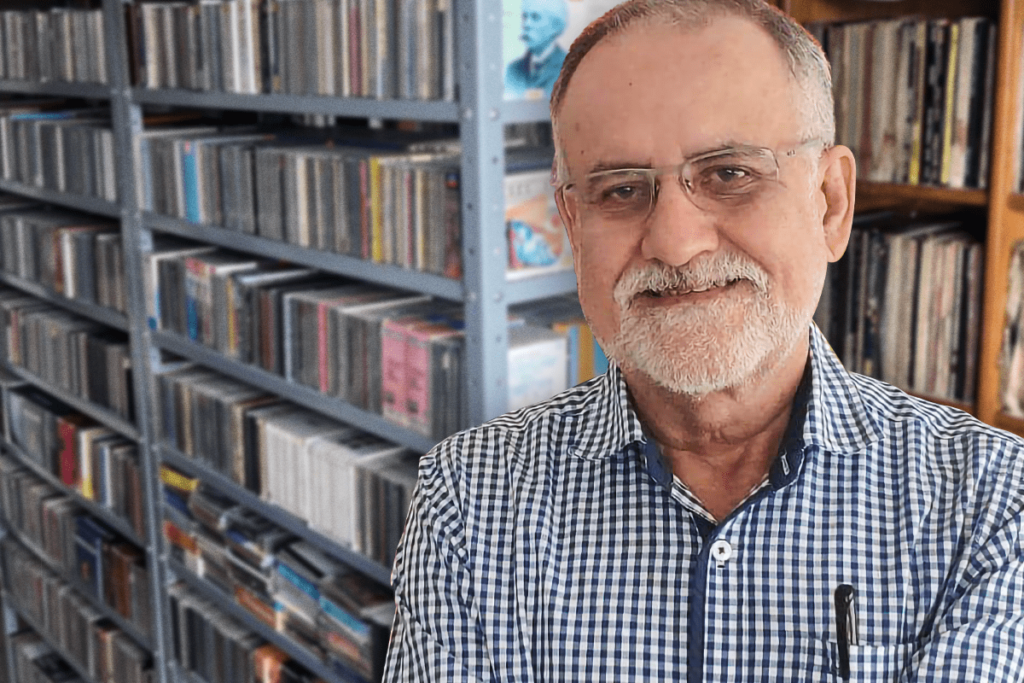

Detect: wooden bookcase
780,0,1024,434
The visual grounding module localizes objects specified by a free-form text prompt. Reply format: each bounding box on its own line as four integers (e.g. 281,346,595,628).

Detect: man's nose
639,181,721,267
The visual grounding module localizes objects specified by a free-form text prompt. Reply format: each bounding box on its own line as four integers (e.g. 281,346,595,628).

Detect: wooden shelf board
905,391,975,415
855,181,988,209
994,412,1024,437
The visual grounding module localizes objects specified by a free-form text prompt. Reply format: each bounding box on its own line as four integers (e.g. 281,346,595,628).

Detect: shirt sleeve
382,448,492,683
902,448,1024,681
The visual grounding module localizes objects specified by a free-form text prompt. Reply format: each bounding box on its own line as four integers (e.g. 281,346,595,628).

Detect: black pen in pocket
834,584,858,680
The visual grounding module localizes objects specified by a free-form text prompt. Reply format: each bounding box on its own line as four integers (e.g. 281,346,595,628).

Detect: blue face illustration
520,0,568,54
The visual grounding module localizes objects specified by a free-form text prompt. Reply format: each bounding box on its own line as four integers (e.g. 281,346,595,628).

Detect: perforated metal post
458,0,511,427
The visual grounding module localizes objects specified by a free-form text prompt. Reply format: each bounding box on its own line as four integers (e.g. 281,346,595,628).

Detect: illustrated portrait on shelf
504,0,621,101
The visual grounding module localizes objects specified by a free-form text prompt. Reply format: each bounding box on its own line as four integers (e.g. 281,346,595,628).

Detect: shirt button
710,540,733,565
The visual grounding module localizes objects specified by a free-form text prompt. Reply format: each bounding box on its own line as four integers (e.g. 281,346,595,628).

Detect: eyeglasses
556,140,824,223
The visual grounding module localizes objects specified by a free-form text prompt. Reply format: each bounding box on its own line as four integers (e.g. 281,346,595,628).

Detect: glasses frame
556,138,826,222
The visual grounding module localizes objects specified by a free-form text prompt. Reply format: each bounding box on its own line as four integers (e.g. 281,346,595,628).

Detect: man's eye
713,167,750,183
604,185,639,200
697,165,762,194
596,183,649,206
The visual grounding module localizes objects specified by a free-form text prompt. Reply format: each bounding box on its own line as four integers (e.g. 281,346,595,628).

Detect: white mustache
613,253,770,309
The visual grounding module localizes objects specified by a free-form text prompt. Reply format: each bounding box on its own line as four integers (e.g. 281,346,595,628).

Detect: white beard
598,253,809,396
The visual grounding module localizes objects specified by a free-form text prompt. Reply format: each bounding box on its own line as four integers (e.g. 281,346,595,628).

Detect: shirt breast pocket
821,639,914,681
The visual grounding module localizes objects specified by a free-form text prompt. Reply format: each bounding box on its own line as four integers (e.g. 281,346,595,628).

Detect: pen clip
834,584,857,680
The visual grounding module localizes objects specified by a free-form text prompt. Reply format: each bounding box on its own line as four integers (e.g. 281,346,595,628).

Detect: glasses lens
686,148,779,210
578,170,654,221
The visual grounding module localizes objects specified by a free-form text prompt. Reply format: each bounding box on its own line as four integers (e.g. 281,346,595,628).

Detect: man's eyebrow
582,143,753,176
584,160,653,175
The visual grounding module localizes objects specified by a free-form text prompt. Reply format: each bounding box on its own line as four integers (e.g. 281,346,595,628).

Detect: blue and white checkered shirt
383,326,1024,682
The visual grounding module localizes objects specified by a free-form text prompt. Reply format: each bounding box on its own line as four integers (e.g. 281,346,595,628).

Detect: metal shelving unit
1,590,102,683
0,270,129,331
151,329,439,454
0,79,111,99
0,361,139,440
0,0,568,681
144,212,466,302
1,523,154,651
160,445,393,586
0,179,121,218
166,558,341,682
0,437,144,546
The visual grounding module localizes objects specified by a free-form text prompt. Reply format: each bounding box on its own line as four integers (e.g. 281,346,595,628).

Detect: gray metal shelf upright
460,0,520,426
102,0,171,681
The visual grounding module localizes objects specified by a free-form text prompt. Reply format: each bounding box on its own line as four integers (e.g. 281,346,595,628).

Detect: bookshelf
0,437,144,546
0,588,100,683
0,0,566,681
0,522,153,652
780,0,1024,433
166,557,342,683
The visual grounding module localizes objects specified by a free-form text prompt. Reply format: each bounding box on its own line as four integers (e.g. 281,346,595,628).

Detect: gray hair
550,0,834,183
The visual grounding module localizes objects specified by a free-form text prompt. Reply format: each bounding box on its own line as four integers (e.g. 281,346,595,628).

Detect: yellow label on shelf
161,466,199,493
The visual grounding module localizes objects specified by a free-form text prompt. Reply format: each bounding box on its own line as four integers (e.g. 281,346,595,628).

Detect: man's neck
622,337,810,520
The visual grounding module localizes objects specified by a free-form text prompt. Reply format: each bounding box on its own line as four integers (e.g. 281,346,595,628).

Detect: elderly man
505,0,569,100
385,1,1024,680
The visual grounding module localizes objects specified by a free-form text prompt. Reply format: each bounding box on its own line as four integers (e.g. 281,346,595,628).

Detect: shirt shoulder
415,374,619,509
851,371,1022,448
849,372,1024,522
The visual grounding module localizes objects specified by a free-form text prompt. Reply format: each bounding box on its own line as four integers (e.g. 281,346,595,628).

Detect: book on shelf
815,211,983,404
4,382,144,536
128,0,456,101
148,244,598,437
0,205,134,315
0,9,107,85
7,386,76,474
0,452,153,638
505,167,572,280
0,287,134,421
162,469,394,680
809,15,996,189
0,107,118,202
156,366,420,566
10,630,83,683
513,294,599,387
142,126,464,277
1,536,153,683
507,324,569,412
1001,242,1024,418
305,431,413,563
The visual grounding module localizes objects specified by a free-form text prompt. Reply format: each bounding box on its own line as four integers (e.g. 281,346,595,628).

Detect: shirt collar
571,324,883,463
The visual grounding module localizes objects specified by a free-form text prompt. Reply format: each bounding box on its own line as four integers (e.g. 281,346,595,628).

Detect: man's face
521,0,565,53
557,17,844,396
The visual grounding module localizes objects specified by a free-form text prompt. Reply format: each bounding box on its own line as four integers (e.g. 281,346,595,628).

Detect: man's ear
819,144,856,263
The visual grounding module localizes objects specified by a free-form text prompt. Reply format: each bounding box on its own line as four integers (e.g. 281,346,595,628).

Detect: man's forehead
567,16,790,93
557,18,798,163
